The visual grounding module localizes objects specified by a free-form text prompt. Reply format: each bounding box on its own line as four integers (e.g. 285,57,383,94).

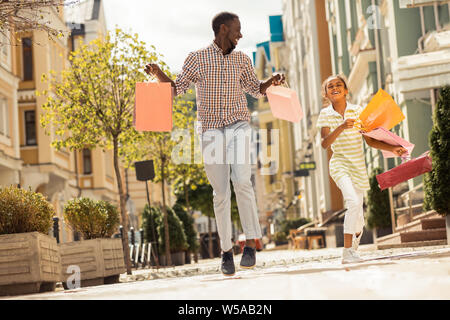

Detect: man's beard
226,39,236,55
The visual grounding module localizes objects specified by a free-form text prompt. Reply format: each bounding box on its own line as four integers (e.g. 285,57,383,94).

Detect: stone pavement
5,244,450,300
119,244,450,282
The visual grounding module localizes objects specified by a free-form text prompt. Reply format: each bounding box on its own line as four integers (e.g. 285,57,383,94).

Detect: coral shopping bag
376,152,432,190
266,85,303,123
362,127,415,159
134,82,173,132
355,89,405,132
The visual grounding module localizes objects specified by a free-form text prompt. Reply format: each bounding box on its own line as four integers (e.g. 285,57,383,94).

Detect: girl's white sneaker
342,248,363,264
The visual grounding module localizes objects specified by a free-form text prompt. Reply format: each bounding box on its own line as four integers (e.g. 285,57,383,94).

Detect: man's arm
145,52,198,96
241,54,285,98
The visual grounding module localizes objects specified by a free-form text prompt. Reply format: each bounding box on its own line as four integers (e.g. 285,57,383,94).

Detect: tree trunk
208,216,213,258
113,139,132,275
161,156,172,266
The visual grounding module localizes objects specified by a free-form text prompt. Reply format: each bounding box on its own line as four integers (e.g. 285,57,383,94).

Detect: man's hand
145,63,161,76
260,73,286,94
144,63,175,88
271,73,285,86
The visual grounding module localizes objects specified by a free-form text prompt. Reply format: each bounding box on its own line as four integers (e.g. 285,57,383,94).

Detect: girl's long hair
321,74,350,107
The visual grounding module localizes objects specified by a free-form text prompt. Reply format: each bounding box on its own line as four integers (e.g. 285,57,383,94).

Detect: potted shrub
0,186,61,296
141,205,161,267
173,203,199,264
143,205,188,266
424,86,450,245
367,167,393,239
60,198,125,288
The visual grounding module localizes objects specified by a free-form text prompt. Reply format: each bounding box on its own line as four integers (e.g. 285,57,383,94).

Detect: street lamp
134,160,159,269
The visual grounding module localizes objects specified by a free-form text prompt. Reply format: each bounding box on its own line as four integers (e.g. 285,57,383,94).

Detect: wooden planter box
0,232,61,296
59,238,126,289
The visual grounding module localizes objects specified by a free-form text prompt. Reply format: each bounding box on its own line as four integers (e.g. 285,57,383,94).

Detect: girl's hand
340,119,356,130
391,146,408,157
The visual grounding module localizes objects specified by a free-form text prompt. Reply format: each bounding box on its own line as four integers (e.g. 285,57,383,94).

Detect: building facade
281,0,344,225
0,1,171,242
253,15,301,237
325,0,450,215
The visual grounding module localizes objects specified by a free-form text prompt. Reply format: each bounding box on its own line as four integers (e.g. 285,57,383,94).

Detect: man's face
225,18,242,52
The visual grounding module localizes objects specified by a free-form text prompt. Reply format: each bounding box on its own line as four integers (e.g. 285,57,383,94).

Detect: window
22,38,33,81
24,110,36,145
0,33,10,68
82,149,92,175
0,98,9,137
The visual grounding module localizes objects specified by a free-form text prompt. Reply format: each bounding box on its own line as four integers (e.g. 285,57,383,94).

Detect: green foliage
273,231,287,243
141,205,188,253
366,167,391,229
141,204,161,244
173,202,199,253
424,86,450,216
0,186,54,235
64,198,120,239
279,217,311,235
40,28,166,164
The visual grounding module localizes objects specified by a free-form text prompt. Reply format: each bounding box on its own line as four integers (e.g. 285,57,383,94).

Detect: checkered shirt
175,42,265,132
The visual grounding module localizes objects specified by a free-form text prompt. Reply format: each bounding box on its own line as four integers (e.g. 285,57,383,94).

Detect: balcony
393,44,450,93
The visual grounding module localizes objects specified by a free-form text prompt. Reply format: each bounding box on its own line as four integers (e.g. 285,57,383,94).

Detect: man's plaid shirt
175,42,265,133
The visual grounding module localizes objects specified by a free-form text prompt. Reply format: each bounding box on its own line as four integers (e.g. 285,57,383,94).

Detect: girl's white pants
336,176,365,235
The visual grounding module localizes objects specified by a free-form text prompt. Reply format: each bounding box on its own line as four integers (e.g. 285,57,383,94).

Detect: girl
316,75,407,264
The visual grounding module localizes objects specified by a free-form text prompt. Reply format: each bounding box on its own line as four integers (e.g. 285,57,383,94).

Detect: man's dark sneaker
240,246,256,269
221,251,235,276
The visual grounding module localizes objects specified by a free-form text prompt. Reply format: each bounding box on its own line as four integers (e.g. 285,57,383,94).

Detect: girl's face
325,78,348,103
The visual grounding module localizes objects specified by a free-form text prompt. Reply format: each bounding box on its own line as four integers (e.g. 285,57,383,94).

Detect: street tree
129,95,198,266
40,28,168,274
0,0,76,43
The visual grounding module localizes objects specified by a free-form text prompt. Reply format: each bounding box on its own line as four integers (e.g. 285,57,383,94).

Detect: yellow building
0,30,21,188
0,1,171,242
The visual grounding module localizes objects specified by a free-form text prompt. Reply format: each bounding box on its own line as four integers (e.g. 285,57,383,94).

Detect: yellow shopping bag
355,89,405,132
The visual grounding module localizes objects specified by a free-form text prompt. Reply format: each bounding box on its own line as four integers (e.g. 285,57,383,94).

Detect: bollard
53,217,60,244
130,227,135,246
119,225,124,239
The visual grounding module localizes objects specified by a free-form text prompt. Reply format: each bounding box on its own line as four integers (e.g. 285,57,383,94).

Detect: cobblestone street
4,245,450,300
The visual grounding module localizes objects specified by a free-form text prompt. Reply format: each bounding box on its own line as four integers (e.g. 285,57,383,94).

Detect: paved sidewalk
7,244,450,300
120,244,450,282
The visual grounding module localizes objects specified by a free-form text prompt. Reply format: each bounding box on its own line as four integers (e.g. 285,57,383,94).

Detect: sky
103,0,283,73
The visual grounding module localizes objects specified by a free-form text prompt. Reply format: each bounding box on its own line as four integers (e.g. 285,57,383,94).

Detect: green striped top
316,103,370,191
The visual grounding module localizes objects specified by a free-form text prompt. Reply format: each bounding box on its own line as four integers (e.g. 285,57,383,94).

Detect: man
145,12,285,276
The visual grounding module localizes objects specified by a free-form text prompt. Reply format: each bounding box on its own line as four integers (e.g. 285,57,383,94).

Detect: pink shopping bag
376,152,432,190
362,127,415,159
266,85,303,123
134,82,173,132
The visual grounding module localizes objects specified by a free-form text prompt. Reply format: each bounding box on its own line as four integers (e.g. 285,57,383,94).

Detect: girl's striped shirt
316,103,370,190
